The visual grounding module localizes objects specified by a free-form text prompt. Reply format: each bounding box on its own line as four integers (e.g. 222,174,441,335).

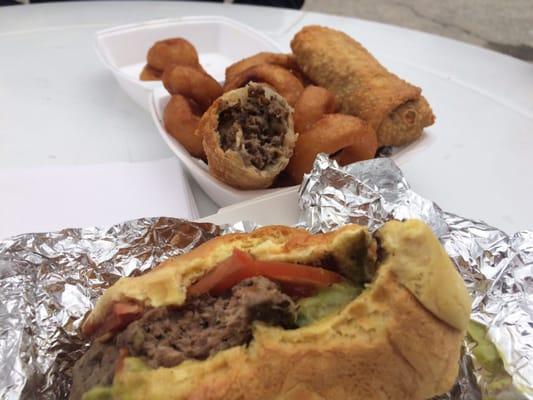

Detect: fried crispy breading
291,25,435,147
163,95,204,159
293,85,339,134
162,65,222,112
286,114,377,183
147,38,200,71
223,64,304,107
139,64,162,81
225,53,294,81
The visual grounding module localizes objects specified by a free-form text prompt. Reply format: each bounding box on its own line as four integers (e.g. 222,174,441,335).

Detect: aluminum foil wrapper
0,218,219,399
299,155,532,399
0,155,531,399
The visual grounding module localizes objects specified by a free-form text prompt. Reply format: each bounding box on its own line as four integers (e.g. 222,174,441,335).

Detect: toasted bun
82,220,471,399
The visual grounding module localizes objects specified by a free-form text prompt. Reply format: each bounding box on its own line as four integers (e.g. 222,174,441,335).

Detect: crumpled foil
299,155,532,400
0,218,219,399
0,155,531,399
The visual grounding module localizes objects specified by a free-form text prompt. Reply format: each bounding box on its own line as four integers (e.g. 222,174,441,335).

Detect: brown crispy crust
285,114,377,184
83,220,471,400
163,95,204,158
378,97,435,146
139,64,162,81
225,53,299,83
290,25,435,147
147,38,200,72
222,64,304,107
162,65,222,112
198,83,297,190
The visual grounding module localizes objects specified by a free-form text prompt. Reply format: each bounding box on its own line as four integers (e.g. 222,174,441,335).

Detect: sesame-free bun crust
82,220,471,400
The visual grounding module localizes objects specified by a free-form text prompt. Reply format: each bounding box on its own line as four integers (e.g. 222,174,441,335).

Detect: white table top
1,2,533,232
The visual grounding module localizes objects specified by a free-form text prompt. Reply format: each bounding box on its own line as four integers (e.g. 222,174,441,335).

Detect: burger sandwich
71,219,471,400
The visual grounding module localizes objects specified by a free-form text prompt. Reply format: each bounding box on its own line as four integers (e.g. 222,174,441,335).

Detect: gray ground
303,0,533,61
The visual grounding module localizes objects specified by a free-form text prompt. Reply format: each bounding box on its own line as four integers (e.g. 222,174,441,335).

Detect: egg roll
291,25,435,147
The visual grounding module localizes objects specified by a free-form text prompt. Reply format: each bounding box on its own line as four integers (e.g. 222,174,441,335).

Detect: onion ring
162,65,223,112
225,53,311,86
223,64,304,107
293,85,339,134
289,65,313,86
163,94,205,158
147,38,200,71
286,114,377,183
139,64,162,81
225,53,298,82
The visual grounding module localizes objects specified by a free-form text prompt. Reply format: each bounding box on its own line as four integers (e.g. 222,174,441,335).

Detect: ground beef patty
70,277,296,399
217,85,289,170
69,339,119,400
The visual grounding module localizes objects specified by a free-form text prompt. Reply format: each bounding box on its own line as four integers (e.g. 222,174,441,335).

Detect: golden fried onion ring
223,64,304,107
293,85,339,134
147,38,200,71
286,114,377,183
162,65,223,112
225,53,298,82
139,64,162,81
163,95,205,158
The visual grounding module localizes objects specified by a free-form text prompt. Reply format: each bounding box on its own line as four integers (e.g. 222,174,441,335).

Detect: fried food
289,85,377,183
160,65,221,159
198,83,297,190
139,64,162,81
293,85,339,134
147,38,200,72
162,65,223,112
139,38,208,81
377,96,434,147
163,95,204,158
225,52,299,82
286,114,377,183
75,220,471,400
291,25,435,147
223,64,304,107
332,127,379,166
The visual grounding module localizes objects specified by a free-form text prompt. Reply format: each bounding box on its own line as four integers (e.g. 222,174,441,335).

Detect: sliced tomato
188,249,344,296
187,248,253,295
87,301,144,338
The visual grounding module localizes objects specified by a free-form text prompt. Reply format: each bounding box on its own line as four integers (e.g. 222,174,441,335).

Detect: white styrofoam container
94,16,282,110
150,87,298,207
198,186,299,226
